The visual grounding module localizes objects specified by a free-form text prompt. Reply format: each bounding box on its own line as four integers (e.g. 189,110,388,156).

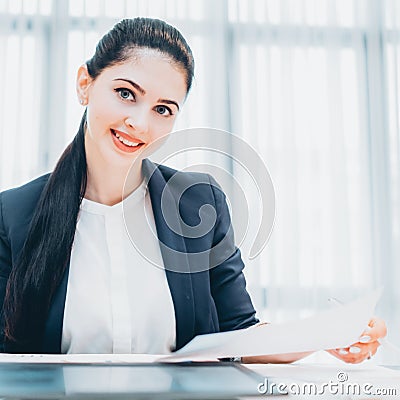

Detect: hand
326,317,387,364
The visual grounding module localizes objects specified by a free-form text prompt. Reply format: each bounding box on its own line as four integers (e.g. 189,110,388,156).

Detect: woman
0,18,386,361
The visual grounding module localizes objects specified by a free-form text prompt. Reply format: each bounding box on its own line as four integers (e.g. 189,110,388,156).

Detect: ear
76,64,92,105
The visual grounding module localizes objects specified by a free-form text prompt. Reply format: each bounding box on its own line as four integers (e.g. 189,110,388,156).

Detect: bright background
0,0,399,363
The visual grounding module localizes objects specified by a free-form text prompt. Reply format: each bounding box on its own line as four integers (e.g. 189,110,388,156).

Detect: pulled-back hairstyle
87,18,194,91
3,18,194,353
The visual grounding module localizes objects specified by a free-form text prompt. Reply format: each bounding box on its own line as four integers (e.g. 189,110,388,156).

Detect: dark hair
3,18,194,352
87,18,194,92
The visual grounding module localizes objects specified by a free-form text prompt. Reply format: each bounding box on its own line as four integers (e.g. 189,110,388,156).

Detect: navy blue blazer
0,158,258,353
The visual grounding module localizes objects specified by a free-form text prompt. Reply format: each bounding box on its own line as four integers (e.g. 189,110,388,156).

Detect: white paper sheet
163,289,381,362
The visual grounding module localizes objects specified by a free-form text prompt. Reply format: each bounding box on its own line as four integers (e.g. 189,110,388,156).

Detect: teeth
114,132,141,147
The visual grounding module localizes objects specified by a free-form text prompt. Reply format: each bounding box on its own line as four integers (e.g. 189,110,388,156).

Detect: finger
327,349,343,358
329,350,365,364
361,317,387,342
353,345,379,362
348,341,380,354
327,342,379,364
327,349,364,364
365,346,379,360
344,346,378,363
370,316,387,336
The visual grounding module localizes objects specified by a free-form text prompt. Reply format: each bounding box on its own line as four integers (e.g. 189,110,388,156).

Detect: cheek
88,99,122,132
149,118,175,140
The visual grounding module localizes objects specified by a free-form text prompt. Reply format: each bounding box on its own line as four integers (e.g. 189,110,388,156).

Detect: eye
115,88,134,101
155,105,173,116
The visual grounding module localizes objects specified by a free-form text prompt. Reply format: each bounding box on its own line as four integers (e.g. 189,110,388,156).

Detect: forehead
96,50,188,102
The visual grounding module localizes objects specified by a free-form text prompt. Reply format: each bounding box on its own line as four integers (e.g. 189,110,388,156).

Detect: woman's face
77,50,188,170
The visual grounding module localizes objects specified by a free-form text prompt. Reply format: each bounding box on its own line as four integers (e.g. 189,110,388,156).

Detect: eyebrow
113,78,180,110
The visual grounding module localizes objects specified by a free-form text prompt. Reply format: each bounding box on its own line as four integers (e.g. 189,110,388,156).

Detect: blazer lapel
142,159,195,351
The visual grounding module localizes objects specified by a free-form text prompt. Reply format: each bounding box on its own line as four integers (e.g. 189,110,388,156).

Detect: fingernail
338,349,348,355
349,346,361,354
365,326,372,332
359,335,371,343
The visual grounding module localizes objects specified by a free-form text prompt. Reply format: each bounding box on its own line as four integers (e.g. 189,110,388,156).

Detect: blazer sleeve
208,175,259,331
0,192,12,352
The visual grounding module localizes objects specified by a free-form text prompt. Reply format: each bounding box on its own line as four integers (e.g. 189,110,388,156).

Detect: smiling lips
111,129,144,153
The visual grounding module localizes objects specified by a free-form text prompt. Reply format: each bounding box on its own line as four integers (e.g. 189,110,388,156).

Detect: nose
124,109,149,136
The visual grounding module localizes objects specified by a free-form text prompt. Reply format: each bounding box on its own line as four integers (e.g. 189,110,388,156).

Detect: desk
0,361,262,399
0,360,398,399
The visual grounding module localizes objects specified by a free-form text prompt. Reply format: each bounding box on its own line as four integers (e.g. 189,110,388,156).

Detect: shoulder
155,162,214,184
0,174,50,230
147,160,223,198
154,163,226,205
1,173,50,207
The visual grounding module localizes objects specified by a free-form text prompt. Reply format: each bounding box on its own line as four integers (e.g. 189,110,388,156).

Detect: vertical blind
0,0,399,361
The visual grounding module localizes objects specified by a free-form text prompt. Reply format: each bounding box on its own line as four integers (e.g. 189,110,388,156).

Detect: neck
85,166,142,206
84,153,143,207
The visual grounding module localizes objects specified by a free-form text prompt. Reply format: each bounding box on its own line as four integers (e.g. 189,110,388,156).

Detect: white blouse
61,180,176,354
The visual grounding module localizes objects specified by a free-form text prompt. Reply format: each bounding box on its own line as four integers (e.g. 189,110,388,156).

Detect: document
163,289,381,362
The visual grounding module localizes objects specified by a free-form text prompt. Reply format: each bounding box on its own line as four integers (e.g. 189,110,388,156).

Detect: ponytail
3,112,87,352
